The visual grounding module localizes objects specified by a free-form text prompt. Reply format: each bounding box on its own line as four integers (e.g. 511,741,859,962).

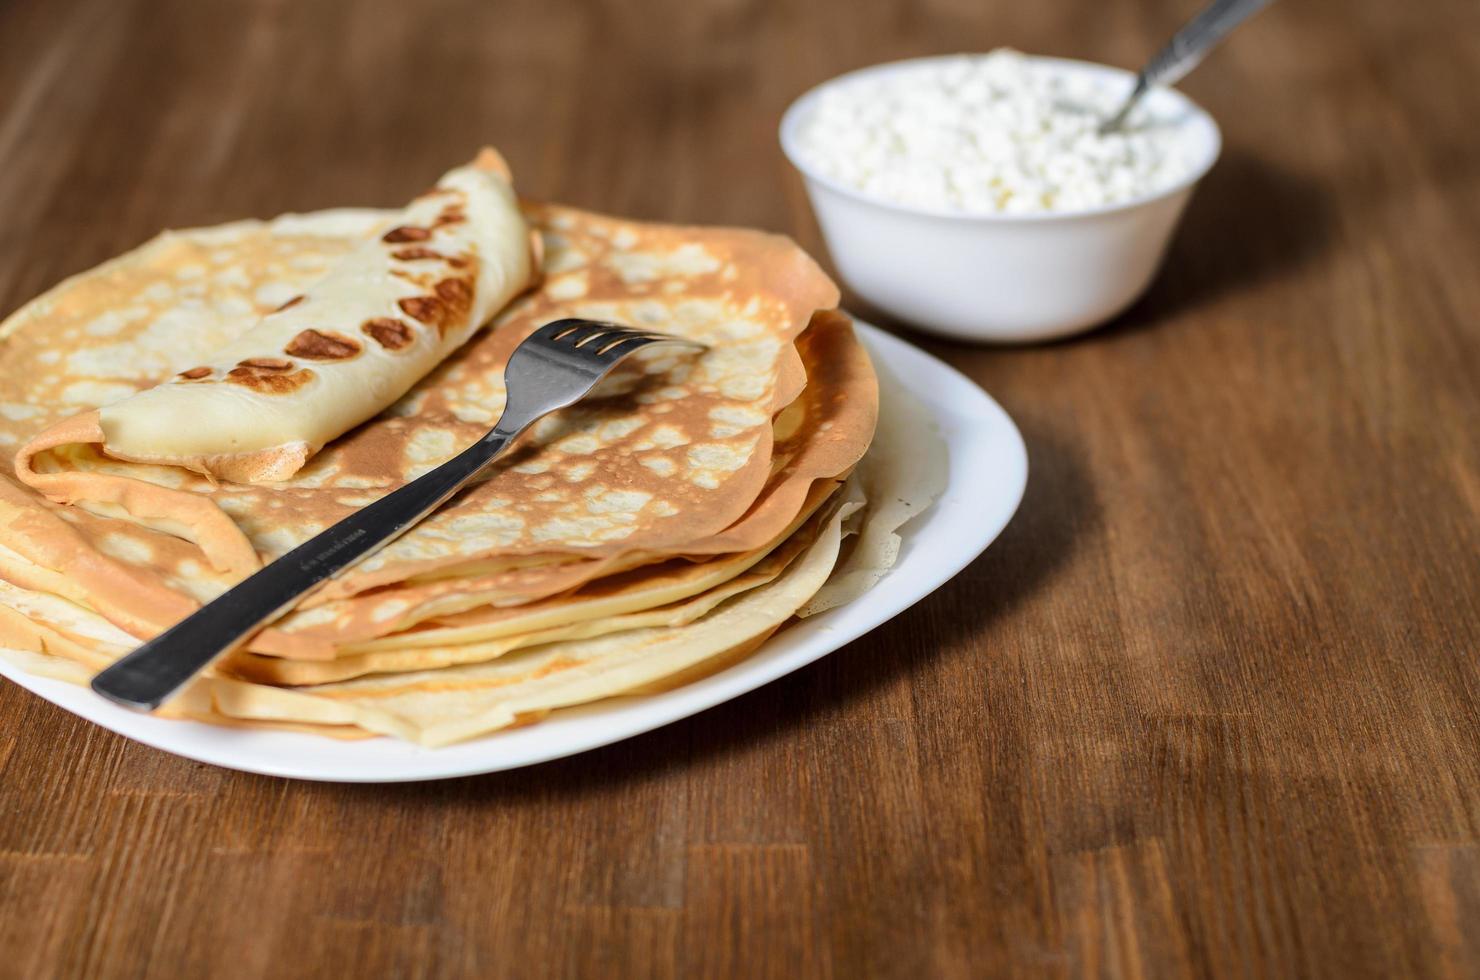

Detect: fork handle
90,422,525,711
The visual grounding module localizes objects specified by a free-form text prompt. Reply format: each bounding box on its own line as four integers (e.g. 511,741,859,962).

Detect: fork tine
540,318,589,342
593,332,644,356
570,321,623,347
594,332,670,357
522,319,706,373
572,326,624,349
541,319,605,345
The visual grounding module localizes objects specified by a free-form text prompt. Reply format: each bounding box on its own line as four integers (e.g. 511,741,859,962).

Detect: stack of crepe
0,150,943,746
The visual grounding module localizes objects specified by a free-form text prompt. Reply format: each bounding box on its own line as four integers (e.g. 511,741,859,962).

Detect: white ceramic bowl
780,55,1222,343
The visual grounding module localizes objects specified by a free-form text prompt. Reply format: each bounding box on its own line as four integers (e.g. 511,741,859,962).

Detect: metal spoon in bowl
1099,0,1274,135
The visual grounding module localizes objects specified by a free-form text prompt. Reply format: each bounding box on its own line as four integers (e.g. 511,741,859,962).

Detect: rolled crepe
41,149,535,484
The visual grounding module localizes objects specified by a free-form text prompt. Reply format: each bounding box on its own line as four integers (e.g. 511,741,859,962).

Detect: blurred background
5,0,1470,334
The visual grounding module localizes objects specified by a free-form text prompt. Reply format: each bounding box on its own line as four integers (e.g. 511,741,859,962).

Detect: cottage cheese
793,50,1200,214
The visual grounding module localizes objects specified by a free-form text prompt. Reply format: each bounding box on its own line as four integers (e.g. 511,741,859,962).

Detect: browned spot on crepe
391,247,445,262
381,225,430,244
284,329,362,361
275,295,304,312
408,278,474,336
362,317,414,351
398,295,443,327
177,366,212,380
238,357,293,371
434,207,466,228
435,278,472,312
226,364,316,394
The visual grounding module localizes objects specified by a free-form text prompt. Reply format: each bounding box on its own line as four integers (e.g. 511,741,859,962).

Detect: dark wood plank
1,0,1478,977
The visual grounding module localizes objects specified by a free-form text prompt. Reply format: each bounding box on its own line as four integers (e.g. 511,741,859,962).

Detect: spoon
1099,0,1273,135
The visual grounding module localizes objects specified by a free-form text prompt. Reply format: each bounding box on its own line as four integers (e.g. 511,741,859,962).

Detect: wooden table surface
2,0,1477,976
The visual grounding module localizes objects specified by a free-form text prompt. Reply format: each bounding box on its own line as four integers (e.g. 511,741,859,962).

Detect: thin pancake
250,311,876,657
0,488,854,745
0,362,947,745
0,646,375,740
799,356,949,616
0,203,840,648
208,494,855,746
357,479,844,654
21,149,535,491
224,485,835,686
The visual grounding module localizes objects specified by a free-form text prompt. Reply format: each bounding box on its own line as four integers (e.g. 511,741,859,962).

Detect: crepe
345,479,845,655
247,309,877,657
0,200,841,648
0,352,947,744
215,495,854,745
798,356,949,617
0,489,853,745
225,483,837,685
19,150,535,500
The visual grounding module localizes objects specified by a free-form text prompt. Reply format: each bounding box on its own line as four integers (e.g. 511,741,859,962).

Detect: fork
90,319,705,712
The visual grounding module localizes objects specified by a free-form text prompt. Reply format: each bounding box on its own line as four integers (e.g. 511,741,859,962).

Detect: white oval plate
0,321,1026,782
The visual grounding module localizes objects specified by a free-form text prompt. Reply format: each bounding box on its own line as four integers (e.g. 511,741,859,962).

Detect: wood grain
2,0,1478,976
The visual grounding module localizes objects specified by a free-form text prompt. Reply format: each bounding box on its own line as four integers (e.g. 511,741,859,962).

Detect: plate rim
0,319,1027,782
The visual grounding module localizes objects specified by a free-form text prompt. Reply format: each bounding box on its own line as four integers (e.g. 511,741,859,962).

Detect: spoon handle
1102,0,1273,133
